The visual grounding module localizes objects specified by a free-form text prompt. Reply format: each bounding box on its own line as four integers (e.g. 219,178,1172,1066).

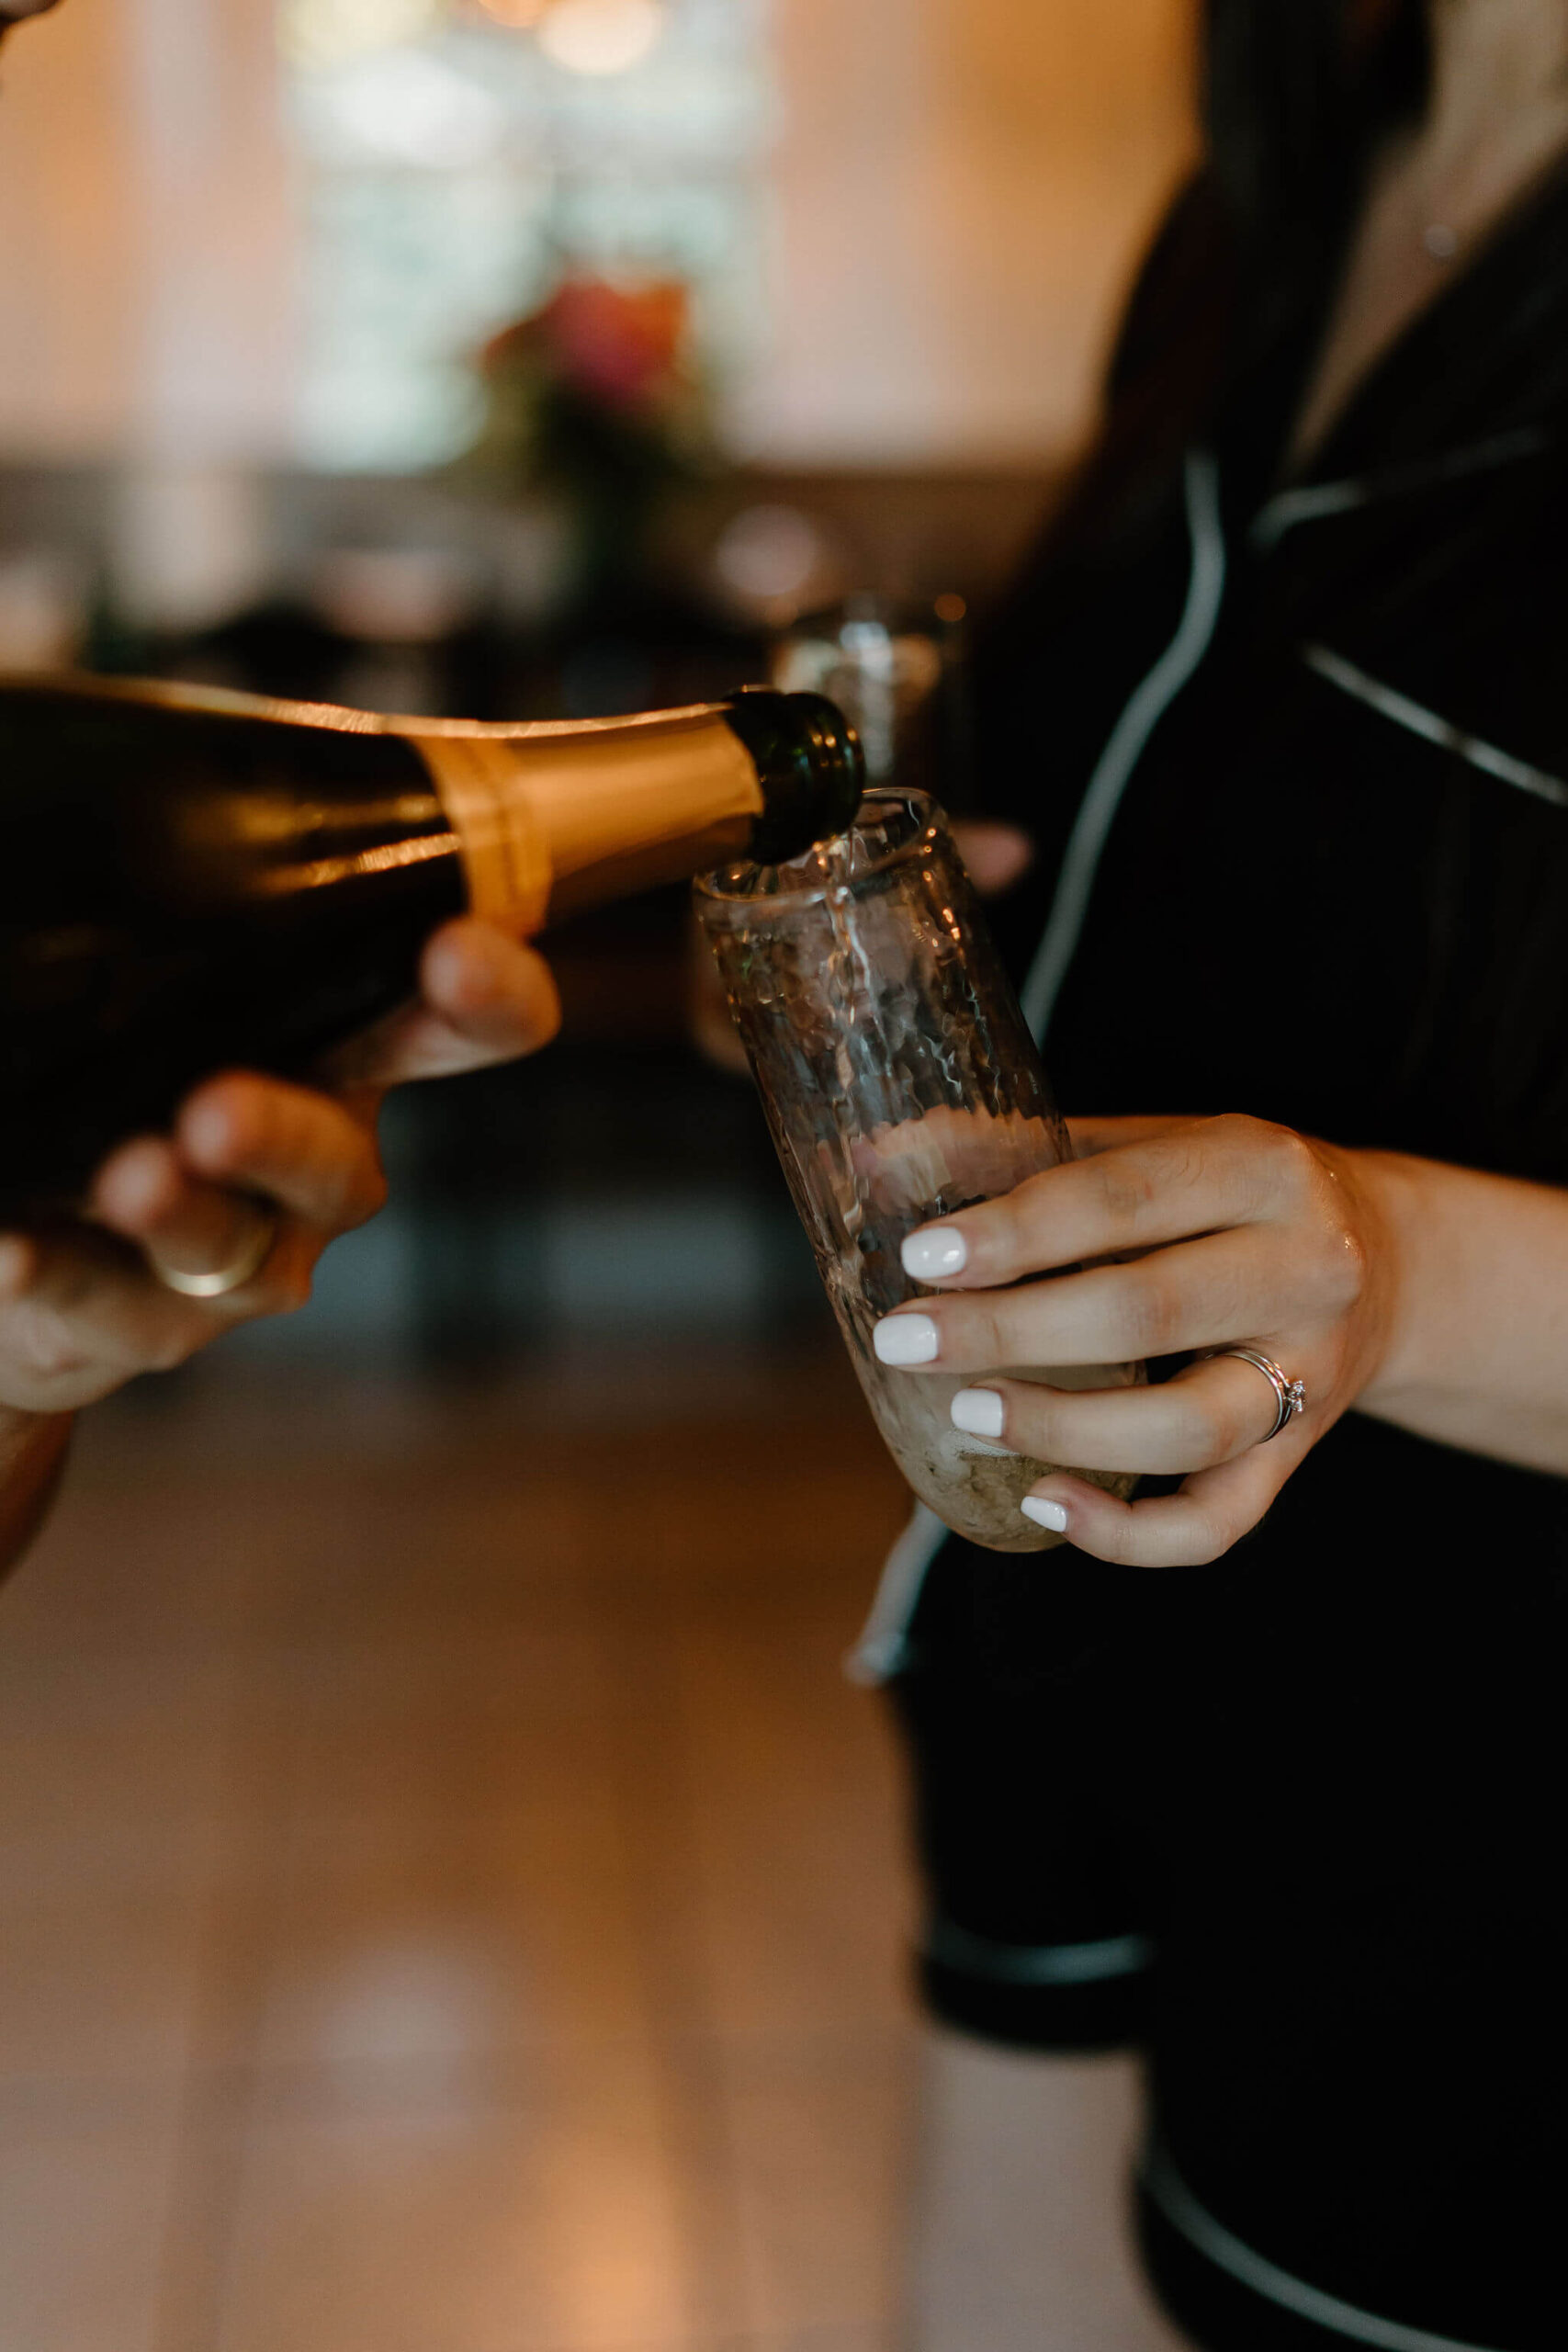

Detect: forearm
0,1406,73,1580
1354,1152,1568,1474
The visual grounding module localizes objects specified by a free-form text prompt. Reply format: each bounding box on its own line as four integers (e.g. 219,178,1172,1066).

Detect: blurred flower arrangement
465,274,713,611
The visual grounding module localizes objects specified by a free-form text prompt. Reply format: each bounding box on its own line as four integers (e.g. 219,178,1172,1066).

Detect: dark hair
1204,1,1427,229
1085,0,1433,500
983,6,1432,615
1202,0,1429,338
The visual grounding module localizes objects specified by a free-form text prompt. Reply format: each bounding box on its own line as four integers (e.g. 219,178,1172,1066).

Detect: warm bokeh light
536,0,664,78
712,504,828,609
474,0,548,25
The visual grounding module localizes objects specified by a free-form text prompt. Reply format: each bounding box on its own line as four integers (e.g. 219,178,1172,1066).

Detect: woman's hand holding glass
874,1112,1396,1567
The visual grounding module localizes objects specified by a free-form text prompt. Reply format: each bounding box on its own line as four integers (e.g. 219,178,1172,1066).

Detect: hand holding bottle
0,915,558,1561
0,677,861,1216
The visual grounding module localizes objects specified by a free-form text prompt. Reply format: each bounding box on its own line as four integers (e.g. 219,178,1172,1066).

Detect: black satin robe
894,137,1568,2352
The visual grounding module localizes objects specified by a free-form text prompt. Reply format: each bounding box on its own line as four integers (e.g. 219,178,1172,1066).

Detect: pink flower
484,277,690,413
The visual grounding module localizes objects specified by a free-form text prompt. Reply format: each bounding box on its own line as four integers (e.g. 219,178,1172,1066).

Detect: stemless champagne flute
694,787,1141,1553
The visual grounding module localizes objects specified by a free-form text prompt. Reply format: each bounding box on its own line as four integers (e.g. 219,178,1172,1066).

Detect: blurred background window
0,0,1193,483
281,0,773,471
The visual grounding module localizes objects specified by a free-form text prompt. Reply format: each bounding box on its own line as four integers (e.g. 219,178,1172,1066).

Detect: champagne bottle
0,673,863,1216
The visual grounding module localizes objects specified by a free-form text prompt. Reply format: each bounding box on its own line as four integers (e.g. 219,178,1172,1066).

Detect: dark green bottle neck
720,689,865,864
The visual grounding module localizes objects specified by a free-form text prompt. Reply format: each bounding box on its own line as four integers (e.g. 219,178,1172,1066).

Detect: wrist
1318,1142,1423,1408
1339,1147,1462,1412
0,1406,75,1578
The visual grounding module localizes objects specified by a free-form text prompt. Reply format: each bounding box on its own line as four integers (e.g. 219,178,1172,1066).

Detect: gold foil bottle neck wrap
400,729,554,935
399,705,764,936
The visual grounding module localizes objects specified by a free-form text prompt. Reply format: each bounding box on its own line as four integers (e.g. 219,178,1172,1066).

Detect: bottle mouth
695,786,942,906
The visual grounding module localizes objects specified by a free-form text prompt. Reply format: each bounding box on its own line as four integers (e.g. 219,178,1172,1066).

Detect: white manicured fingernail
1021,1496,1068,1532
874,1313,940,1365
951,1386,1005,1439
901,1226,967,1279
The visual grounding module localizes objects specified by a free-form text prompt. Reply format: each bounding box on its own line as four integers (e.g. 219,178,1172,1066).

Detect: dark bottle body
0,677,861,1216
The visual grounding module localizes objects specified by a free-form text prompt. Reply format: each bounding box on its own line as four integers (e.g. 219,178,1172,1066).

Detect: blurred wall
0,0,136,458
753,0,1196,464
0,0,298,464
123,0,300,460
0,0,1194,469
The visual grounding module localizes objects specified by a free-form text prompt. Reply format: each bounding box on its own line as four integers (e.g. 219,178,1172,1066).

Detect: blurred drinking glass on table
770,591,976,805
692,590,978,1069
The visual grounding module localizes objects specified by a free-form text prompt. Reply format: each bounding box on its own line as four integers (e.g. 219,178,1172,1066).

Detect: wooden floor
0,1352,918,2352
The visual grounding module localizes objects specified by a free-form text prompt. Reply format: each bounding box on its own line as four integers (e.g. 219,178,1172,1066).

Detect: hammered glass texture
695,791,1138,1553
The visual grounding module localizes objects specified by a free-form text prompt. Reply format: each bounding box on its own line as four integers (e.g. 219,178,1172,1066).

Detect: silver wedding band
151,1209,281,1299
1203,1346,1307,1443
